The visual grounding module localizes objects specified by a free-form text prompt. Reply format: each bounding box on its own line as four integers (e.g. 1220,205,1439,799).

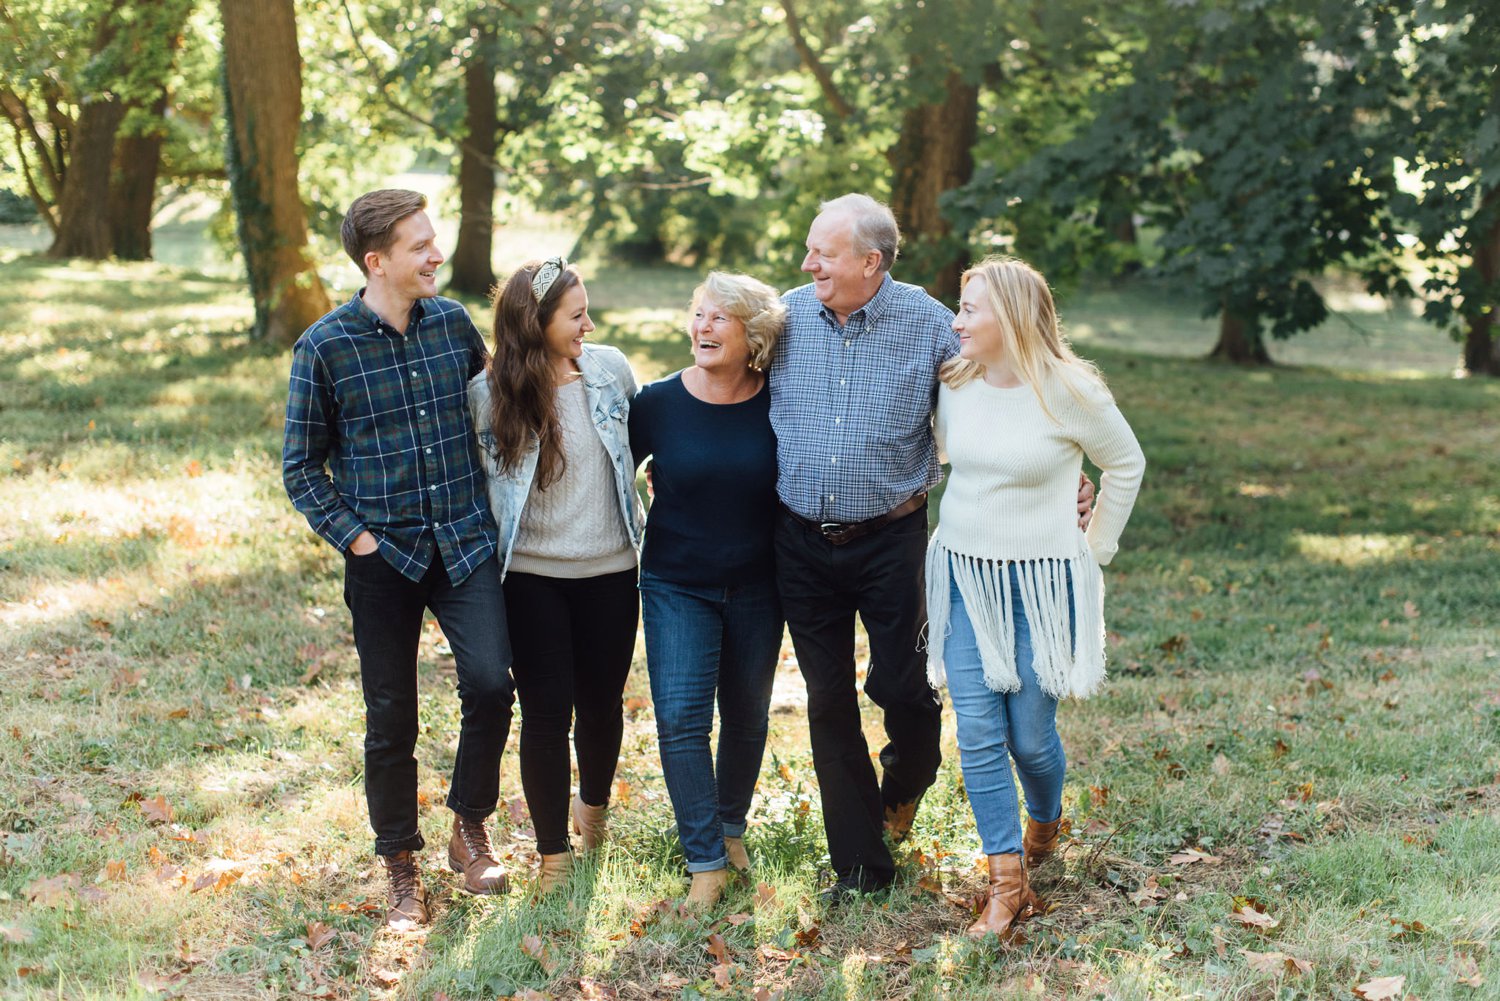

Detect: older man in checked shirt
771,194,1092,903
283,189,513,929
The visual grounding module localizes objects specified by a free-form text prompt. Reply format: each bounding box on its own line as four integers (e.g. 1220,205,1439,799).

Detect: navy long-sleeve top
628,371,777,586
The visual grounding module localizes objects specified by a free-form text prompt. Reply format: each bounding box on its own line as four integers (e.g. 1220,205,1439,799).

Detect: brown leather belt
782,492,928,546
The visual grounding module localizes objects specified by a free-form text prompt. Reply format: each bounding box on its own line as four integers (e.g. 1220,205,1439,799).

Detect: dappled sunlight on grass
1291,531,1416,565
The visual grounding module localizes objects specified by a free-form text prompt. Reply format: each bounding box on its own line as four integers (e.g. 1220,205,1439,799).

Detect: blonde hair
939,256,1107,421
691,271,787,370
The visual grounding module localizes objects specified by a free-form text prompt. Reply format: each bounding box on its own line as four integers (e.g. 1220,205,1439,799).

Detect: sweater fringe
924,538,1107,701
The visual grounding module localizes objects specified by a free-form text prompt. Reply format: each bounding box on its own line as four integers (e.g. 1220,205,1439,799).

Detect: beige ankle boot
1023,815,1064,867
571,793,608,853
724,835,750,871
535,851,574,896
684,869,728,911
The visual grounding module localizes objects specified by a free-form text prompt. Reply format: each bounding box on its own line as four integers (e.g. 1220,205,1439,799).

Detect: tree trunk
1209,307,1272,364
448,22,498,297
46,96,128,259
109,91,169,260
888,70,979,305
220,0,330,345
1462,186,1500,377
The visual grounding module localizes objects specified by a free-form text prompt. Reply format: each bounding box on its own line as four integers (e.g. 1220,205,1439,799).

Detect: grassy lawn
1,246,1496,1001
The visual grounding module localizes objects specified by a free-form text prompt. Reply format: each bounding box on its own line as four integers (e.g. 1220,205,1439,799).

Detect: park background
1,1,1497,999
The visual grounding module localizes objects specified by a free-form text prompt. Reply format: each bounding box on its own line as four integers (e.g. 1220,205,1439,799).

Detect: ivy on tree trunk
220,0,330,346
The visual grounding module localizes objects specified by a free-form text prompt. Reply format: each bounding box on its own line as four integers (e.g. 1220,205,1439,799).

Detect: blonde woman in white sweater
927,256,1145,940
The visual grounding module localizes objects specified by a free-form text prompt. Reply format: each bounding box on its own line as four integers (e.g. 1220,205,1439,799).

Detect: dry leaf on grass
1241,950,1312,977
1169,848,1223,866
1228,897,1279,931
24,874,78,907
706,932,730,963
1354,974,1406,1000
1,923,34,944
305,921,337,950
754,882,777,908
711,963,734,988
722,912,753,926
578,976,618,999
140,795,172,824
521,934,557,974
1453,952,1484,989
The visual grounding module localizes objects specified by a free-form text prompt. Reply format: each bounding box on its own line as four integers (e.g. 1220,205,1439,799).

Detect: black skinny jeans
344,549,514,857
503,567,639,855
773,505,943,888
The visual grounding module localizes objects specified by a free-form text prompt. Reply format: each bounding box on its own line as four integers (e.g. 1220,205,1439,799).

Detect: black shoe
818,872,891,909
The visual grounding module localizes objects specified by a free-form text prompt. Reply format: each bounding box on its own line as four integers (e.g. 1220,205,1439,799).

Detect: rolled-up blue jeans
640,569,782,872
945,563,1067,857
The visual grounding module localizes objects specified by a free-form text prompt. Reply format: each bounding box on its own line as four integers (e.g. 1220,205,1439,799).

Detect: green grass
1,245,1496,1000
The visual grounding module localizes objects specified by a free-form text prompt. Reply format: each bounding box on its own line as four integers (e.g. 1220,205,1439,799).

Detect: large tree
219,0,329,345
978,0,1413,363
1404,0,1500,377
1,0,195,259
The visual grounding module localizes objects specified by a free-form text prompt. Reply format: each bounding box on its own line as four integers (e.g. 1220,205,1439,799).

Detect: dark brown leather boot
448,815,510,895
380,850,430,930
967,853,1036,940
1023,815,1064,867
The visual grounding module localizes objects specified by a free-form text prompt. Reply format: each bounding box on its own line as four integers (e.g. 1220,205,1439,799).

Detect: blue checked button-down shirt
770,274,959,523
283,291,498,584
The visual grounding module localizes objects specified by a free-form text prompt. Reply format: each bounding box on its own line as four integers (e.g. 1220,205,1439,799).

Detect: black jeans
774,505,942,888
503,568,640,855
343,549,514,857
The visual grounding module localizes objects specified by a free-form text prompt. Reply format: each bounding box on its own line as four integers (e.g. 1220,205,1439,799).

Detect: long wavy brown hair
486,261,581,488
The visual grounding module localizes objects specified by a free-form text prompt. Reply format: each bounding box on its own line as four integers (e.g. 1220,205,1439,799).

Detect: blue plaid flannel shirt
282,291,497,583
769,275,959,523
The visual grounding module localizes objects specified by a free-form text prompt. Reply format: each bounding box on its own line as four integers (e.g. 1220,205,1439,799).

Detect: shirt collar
818,273,895,329
350,288,427,336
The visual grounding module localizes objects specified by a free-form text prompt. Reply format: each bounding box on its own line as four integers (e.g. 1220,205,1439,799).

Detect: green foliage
969,0,1415,351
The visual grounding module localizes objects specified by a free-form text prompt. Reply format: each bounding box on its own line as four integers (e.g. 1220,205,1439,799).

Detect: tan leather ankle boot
571,793,608,853
535,851,574,896
724,835,750,871
448,814,509,894
684,869,728,911
1023,815,1064,867
966,853,1035,940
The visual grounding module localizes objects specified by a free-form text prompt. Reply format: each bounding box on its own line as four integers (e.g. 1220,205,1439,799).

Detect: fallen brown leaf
521,934,557,974
25,874,79,907
1228,897,1279,931
140,795,172,824
578,976,617,1000
1453,952,1484,989
1169,848,1223,866
1241,949,1312,977
706,932,730,963
711,962,734,988
1,924,34,944
754,882,777,908
306,921,337,950
722,912,753,926
1354,974,1406,1000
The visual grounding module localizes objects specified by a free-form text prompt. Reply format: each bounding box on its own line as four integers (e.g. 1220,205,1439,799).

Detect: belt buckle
819,522,844,534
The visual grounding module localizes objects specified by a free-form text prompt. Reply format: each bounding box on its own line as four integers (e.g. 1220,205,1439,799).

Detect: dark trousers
503,568,640,855
343,549,514,857
774,505,942,887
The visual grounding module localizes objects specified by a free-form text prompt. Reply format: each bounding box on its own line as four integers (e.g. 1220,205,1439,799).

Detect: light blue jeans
945,564,1067,856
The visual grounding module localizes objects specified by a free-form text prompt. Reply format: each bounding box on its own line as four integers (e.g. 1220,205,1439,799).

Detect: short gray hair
819,193,900,272
692,271,787,370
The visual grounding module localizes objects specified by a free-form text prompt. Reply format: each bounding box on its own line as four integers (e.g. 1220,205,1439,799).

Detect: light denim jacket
468,343,644,578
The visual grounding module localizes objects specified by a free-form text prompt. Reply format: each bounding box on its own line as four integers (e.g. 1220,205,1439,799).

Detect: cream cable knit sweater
510,377,636,578
925,369,1145,699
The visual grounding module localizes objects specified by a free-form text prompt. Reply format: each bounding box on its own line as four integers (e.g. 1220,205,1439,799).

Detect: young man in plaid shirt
283,190,513,929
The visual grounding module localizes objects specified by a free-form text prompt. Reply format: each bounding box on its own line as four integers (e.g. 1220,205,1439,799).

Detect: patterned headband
531,256,568,303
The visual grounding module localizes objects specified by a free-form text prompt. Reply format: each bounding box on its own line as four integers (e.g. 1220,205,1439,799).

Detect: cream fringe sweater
926,369,1145,700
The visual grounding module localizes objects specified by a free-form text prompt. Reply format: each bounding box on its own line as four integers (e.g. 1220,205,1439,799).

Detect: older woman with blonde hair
925,256,1145,940
629,271,787,910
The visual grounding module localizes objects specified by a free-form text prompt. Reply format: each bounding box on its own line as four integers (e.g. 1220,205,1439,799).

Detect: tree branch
0,87,63,198
778,0,854,120
5,123,58,231
336,0,510,171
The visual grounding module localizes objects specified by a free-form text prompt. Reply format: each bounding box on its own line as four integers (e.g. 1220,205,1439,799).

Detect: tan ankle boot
571,793,608,853
380,850,430,930
966,853,1035,940
1023,815,1064,867
448,814,509,894
684,869,728,911
535,851,574,896
724,835,749,872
